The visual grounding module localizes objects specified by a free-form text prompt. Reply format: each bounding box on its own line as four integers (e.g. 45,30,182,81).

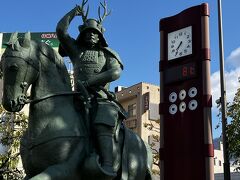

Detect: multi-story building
115,82,160,176
214,140,240,180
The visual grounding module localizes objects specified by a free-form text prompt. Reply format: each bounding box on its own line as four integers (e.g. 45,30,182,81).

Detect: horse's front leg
29,164,68,180
29,164,81,180
29,140,86,180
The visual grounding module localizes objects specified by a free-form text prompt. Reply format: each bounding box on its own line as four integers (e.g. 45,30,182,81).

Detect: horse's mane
34,41,71,85
36,41,65,69
3,32,65,70
2,32,71,86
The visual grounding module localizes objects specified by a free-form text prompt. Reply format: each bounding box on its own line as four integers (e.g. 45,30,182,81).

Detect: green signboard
1,32,59,48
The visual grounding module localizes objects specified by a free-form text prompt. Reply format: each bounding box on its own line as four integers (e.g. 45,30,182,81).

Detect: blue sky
1,0,240,139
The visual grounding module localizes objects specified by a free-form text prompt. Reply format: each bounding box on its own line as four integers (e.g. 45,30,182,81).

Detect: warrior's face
83,29,100,47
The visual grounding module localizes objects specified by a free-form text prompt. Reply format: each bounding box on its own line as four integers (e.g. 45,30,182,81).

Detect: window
219,160,222,166
124,119,137,129
148,136,151,144
128,103,137,117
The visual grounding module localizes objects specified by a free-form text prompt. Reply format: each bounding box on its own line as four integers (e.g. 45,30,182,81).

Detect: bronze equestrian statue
0,1,153,179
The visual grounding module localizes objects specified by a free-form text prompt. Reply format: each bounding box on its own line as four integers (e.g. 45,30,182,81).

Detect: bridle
2,47,39,107
3,52,85,106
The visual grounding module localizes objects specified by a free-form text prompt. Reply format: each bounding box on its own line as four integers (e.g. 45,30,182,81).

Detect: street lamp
217,0,231,179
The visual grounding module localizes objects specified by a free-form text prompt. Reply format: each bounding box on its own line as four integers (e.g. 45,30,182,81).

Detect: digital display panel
164,62,196,84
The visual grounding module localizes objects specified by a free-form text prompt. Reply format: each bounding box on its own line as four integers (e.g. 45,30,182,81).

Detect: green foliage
0,105,28,179
226,88,240,171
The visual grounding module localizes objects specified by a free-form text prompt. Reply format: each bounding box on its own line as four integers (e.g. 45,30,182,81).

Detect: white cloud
226,47,240,68
211,47,240,138
211,67,240,113
211,46,240,113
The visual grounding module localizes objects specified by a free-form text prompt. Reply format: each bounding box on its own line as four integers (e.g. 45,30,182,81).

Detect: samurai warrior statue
56,0,124,177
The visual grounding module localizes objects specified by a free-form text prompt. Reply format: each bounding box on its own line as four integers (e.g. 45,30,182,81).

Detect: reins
25,91,82,104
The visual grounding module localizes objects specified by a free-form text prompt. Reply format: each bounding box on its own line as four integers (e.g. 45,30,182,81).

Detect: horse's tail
121,127,154,180
144,141,153,180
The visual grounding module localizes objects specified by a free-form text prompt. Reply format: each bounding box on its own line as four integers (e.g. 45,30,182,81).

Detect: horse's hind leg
29,139,86,180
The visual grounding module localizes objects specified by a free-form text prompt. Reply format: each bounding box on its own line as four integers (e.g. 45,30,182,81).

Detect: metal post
217,0,231,179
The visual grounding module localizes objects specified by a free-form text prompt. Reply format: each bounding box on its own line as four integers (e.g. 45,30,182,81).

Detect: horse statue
0,32,153,180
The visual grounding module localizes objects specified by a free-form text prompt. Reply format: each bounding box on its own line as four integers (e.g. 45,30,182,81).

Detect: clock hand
175,41,183,56
176,41,183,50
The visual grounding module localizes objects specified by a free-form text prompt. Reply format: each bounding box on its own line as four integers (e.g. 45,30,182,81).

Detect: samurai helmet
76,0,111,47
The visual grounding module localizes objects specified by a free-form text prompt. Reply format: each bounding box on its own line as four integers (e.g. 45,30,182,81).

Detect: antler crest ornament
76,0,89,23
98,0,111,24
77,0,111,24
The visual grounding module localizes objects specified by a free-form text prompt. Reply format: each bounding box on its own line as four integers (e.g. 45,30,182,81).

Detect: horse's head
1,32,39,112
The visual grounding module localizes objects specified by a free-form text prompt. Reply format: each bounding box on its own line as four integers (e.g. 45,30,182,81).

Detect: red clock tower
159,3,214,180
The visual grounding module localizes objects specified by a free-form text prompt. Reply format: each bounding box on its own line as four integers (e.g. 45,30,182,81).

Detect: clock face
168,26,192,60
